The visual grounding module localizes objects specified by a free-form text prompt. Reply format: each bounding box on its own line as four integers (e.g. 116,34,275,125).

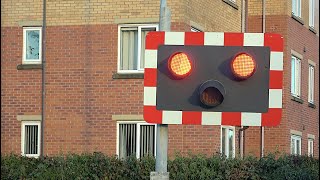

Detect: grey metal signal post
150,0,171,179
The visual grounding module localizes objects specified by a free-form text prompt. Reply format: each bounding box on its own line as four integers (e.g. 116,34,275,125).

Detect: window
292,0,301,17
308,64,315,103
191,27,202,32
291,55,301,98
23,27,42,64
21,121,41,157
118,24,158,73
117,122,156,159
291,135,302,155
308,138,314,157
309,0,315,28
221,126,235,158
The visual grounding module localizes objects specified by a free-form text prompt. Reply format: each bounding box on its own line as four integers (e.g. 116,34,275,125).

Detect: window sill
309,27,317,34
17,64,42,70
308,103,316,108
291,14,304,25
112,73,144,79
291,96,304,104
222,0,238,10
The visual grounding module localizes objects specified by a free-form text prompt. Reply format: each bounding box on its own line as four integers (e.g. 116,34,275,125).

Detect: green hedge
1,153,318,180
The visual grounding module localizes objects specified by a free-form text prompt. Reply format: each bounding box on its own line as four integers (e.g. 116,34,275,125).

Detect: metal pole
240,0,246,158
156,0,171,172
151,0,171,179
40,0,46,158
261,0,266,158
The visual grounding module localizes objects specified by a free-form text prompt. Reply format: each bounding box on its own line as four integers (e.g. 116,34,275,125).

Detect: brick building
1,0,319,158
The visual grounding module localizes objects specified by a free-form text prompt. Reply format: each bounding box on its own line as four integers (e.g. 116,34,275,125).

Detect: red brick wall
1,27,42,154
2,17,317,158
286,17,319,157
246,14,319,158
1,22,227,157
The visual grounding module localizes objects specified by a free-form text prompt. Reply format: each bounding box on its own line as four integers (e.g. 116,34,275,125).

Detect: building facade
1,0,319,158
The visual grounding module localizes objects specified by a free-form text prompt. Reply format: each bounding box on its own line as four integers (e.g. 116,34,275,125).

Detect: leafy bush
1,153,318,180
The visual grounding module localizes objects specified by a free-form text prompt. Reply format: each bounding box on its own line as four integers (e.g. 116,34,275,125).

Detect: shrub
1,153,318,179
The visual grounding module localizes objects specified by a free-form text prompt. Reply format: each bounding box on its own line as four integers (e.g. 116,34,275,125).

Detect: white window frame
308,138,314,157
117,24,158,74
23,27,42,64
221,126,235,158
291,134,302,155
309,0,315,28
292,0,301,17
291,55,301,98
308,64,315,103
21,121,41,158
116,121,157,159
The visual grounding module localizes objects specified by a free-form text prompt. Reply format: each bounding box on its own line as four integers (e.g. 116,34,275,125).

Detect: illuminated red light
168,52,192,79
231,53,256,79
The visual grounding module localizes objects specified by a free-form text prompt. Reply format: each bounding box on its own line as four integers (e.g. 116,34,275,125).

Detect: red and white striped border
143,32,283,127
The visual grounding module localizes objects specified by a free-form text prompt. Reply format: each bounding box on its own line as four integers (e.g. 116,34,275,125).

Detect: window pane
140,28,156,70
120,28,138,70
140,125,155,158
191,27,201,32
291,138,295,154
308,66,315,102
119,124,137,159
25,30,40,60
291,57,296,94
296,139,300,155
297,0,301,16
308,139,314,156
228,129,234,158
292,0,296,14
24,125,38,155
222,128,226,156
297,60,301,96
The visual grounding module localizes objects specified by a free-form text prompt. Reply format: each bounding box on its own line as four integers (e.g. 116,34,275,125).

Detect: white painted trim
21,121,41,158
290,134,302,155
269,89,283,108
291,55,301,98
243,33,264,46
202,112,222,125
164,32,185,45
22,27,42,64
116,121,157,159
241,113,262,126
308,64,315,103
116,122,119,158
204,32,224,46
270,52,284,71
308,138,314,157
143,87,157,106
117,24,158,74
162,111,182,124
309,0,315,28
220,126,236,158
144,50,157,68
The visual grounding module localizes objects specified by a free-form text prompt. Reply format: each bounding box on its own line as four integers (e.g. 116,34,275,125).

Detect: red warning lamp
168,52,192,79
199,80,226,107
231,53,256,80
